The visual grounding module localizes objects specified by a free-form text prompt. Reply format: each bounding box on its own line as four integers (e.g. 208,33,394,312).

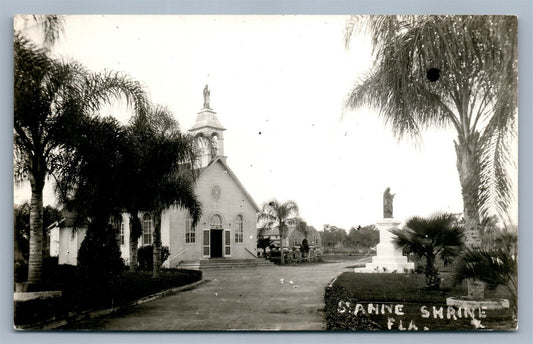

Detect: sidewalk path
63,258,368,330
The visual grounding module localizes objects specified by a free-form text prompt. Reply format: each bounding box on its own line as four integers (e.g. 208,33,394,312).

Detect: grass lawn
14,264,202,327
333,271,463,303
325,272,515,331
322,253,371,261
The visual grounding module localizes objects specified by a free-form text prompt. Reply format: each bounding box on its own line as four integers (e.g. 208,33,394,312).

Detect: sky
13,15,518,230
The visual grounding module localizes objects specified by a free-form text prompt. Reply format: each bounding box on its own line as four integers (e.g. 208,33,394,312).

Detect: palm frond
393,213,464,262
453,247,517,311
83,71,149,118
14,15,65,47
258,199,300,239
155,173,202,227
121,104,202,228
344,15,518,220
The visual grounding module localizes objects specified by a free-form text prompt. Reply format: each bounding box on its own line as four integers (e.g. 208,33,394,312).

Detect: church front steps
176,258,274,271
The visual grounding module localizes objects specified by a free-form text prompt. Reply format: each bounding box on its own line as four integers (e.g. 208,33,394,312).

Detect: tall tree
55,116,132,280
125,108,202,278
14,36,147,286
345,15,518,242
258,200,299,264
392,213,464,289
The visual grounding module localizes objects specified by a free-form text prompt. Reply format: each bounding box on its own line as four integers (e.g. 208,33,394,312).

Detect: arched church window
185,215,195,243
142,213,152,245
210,214,223,230
235,215,244,243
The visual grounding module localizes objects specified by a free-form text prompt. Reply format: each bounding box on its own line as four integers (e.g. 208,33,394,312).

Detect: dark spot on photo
426,68,440,82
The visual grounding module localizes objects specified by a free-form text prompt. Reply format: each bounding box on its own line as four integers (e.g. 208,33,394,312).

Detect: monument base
356,259,414,273
356,218,414,273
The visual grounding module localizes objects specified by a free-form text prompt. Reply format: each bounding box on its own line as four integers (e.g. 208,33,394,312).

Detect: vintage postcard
13,15,518,331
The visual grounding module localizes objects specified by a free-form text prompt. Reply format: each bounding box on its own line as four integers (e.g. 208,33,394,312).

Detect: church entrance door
210,229,223,258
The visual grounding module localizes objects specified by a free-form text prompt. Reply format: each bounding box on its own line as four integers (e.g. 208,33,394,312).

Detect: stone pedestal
356,218,414,273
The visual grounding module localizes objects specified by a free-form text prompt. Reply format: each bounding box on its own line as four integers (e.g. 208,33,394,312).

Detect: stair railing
244,247,257,258
161,247,187,268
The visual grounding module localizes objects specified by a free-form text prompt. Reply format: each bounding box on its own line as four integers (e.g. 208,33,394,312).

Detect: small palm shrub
392,213,464,290
454,231,517,314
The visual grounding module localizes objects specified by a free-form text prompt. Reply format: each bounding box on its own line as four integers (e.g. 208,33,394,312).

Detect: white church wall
167,160,258,265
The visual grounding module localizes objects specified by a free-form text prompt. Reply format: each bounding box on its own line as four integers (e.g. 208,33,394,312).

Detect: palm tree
258,200,299,264
345,16,518,241
392,213,464,289
14,202,61,263
150,172,201,278
54,116,132,279
14,36,148,286
125,108,202,278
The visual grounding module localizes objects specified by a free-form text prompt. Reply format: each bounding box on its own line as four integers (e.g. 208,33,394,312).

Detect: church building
51,86,260,268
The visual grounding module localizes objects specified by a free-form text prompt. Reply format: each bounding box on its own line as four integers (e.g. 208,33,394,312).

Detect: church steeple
189,85,226,168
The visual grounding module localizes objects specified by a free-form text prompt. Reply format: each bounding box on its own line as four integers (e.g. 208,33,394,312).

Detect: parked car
265,245,289,262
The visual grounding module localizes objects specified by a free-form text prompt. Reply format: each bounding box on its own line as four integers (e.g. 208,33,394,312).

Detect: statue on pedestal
203,84,211,109
383,187,395,218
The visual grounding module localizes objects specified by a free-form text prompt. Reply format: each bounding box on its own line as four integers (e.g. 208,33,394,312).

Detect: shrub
324,285,381,330
15,294,64,326
325,272,515,330
137,245,153,271
14,266,203,326
161,246,170,265
454,246,518,314
137,245,170,271
392,213,464,290
14,260,28,284
414,264,425,274
15,257,60,288
77,221,124,291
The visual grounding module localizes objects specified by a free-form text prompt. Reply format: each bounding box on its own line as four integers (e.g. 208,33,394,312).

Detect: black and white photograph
13,14,519,331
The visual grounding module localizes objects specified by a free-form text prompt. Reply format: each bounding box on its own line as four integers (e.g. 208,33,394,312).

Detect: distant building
257,222,322,249
51,86,260,267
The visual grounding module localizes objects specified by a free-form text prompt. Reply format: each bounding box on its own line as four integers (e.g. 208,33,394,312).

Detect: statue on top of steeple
203,84,211,109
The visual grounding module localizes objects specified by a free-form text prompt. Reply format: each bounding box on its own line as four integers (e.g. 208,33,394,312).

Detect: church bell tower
188,85,226,168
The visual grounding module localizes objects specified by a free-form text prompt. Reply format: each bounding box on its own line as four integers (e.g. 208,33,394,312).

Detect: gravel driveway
63,259,366,331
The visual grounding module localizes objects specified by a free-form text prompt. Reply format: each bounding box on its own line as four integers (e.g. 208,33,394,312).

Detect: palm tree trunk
28,175,45,286
152,210,162,278
129,213,141,272
279,226,285,265
454,136,481,247
455,136,488,299
424,254,440,289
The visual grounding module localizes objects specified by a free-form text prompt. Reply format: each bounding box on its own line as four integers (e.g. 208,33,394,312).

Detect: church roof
257,226,280,237
189,108,226,132
198,157,260,212
47,209,87,230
